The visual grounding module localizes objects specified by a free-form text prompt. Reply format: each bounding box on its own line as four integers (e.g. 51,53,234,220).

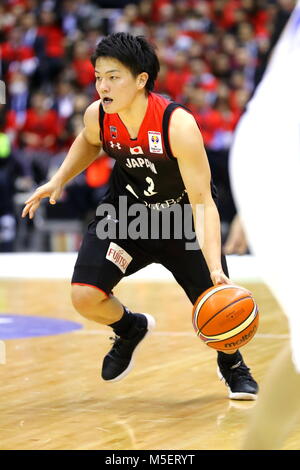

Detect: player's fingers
216,273,232,285
28,200,41,219
22,203,30,218
220,275,232,285
22,201,35,218
211,272,225,285
24,192,41,205
25,187,50,205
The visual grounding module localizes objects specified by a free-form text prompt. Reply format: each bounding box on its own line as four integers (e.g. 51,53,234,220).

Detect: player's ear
137,72,148,90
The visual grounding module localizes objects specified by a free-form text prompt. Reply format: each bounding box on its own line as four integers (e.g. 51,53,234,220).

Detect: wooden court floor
0,278,299,450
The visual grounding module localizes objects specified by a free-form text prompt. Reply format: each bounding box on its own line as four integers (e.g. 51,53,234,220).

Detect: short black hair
91,33,160,92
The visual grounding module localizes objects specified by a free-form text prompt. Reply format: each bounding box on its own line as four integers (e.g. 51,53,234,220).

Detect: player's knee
71,285,107,320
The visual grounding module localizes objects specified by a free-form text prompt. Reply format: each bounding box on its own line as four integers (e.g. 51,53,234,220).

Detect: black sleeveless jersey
99,92,217,210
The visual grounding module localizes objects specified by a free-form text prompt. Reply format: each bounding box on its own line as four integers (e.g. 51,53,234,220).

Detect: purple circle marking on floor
0,314,82,340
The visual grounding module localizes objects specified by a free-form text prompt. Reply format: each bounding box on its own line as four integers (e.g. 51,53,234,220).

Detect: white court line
74,330,289,339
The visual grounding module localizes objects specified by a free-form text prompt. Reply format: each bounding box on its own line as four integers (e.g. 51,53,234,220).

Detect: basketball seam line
200,304,257,338
199,305,258,341
192,285,236,331
196,295,254,333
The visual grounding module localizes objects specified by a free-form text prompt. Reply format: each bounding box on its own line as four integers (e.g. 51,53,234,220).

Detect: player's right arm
22,100,102,219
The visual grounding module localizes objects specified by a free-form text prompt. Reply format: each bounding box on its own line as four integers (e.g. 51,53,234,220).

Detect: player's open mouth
103,97,113,105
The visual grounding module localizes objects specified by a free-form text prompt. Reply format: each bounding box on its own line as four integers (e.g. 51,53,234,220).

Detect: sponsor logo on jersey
110,141,121,149
106,242,132,274
110,126,118,139
130,146,144,154
125,157,157,174
148,131,163,154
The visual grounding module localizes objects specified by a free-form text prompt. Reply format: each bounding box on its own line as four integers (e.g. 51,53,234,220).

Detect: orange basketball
192,284,259,351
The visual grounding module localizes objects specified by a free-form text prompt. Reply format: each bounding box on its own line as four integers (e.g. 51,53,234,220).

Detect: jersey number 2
143,177,158,196
126,177,157,199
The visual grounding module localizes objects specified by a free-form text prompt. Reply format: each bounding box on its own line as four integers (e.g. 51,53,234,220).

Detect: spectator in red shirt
16,91,62,183
5,71,29,147
37,10,65,83
164,51,192,101
188,88,222,148
0,27,38,79
20,91,61,153
151,0,172,23
38,10,64,59
211,0,242,29
71,40,95,91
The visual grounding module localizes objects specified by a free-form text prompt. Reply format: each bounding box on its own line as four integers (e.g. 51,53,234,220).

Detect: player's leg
71,284,123,324
71,217,156,382
242,344,300,449
158,241,258,400
72,284,155,382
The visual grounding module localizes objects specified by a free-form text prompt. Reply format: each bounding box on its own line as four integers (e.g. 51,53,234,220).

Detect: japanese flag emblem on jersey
130,146,144,154
148,131,163,154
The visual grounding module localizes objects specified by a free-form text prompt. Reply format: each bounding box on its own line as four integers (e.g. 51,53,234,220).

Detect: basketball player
22,33,257,400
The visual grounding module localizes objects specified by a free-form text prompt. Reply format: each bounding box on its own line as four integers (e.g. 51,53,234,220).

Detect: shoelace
108,323,146,357
108,334,133,357
109,335,124,354
109,335,119,344
224,361,255,384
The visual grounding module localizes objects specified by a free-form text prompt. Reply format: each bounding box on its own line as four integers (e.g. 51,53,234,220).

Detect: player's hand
210,269,232,286
210,270,253,296
22,180,63,219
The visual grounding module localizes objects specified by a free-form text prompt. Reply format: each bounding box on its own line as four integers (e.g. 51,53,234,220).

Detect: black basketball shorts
71,199,229,305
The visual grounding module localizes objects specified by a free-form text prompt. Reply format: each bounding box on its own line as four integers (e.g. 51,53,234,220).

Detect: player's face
95,57,145,113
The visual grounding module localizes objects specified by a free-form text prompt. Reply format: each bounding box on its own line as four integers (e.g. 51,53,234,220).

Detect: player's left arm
169,108,230,285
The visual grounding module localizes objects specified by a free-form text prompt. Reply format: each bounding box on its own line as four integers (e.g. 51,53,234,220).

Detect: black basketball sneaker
217,351,258,400
101,313,156,382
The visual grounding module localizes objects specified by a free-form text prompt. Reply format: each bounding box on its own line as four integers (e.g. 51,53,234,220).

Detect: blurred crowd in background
0,0,295,252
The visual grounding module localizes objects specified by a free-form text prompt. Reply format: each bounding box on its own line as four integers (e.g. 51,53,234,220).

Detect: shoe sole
105,313,156,383
217,367,258,401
